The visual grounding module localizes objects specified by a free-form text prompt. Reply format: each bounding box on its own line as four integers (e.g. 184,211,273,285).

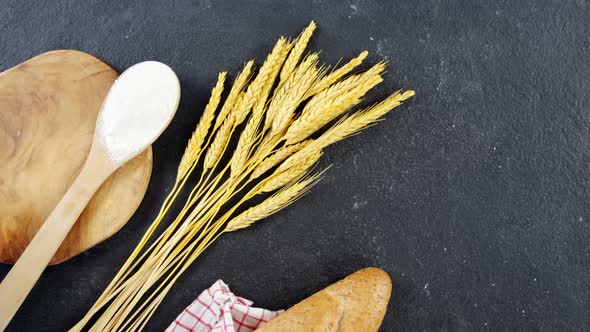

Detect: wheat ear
213,61,254,130
203,114,235,169
229,40,293,175
280,21,316,82
177,72,226,179
307,50,369,97
253,54,323,159
225,174,321,232
239,37,291,118
316,90,416,148
283,62,385,145
250,140,310,179
258,149,322,193
250,40,293,120
265,53,321,132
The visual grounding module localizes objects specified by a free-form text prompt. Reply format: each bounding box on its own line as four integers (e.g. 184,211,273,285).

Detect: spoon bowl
96,61,180,166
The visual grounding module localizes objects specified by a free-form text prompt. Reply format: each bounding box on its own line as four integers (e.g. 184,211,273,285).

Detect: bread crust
256,267,392,332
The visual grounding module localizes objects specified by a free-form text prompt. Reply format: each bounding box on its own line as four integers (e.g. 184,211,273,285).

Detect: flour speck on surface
423,283,431,296
97,61,180,163
352,200,367,209
376,39,389,60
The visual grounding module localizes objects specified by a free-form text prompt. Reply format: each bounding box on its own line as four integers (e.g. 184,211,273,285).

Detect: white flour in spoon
96,61,180,163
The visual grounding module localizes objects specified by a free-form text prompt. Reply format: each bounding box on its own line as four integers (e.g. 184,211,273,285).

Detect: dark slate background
1,0,589,331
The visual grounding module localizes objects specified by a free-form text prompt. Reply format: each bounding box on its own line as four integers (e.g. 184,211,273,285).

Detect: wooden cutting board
0,50,153,265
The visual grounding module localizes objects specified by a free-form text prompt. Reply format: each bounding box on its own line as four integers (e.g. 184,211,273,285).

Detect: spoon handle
0,149,113,331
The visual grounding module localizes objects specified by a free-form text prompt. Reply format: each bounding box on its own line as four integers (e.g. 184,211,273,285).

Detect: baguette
256,267,392,331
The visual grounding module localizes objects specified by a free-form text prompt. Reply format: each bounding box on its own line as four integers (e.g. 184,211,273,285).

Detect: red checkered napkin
166,280,282,332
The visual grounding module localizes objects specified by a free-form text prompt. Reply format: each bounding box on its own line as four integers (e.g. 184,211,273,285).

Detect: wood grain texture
0,50,152,265
0,140,117,330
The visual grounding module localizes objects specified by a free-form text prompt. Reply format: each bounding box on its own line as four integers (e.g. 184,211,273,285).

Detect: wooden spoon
0,61,181,330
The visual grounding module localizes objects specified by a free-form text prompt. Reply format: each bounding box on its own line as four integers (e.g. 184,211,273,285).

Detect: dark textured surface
1,0,589,331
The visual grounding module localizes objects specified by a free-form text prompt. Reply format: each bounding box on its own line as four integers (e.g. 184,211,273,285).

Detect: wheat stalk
75,21,414,332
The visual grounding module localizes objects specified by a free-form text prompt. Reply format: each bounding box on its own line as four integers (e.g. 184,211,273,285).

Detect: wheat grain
230,114,260,176
271,142,315,175
232,91,248,125
307,50,368,97
280,21,316,82
230,109,261,176
225,175,320,232
203,115,235,169
177,72,226,179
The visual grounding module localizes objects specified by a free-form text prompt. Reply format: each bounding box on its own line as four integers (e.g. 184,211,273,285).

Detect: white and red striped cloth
166,280,281,332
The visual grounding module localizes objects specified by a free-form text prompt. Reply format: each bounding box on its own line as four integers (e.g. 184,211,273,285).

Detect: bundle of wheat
72,21,414,331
